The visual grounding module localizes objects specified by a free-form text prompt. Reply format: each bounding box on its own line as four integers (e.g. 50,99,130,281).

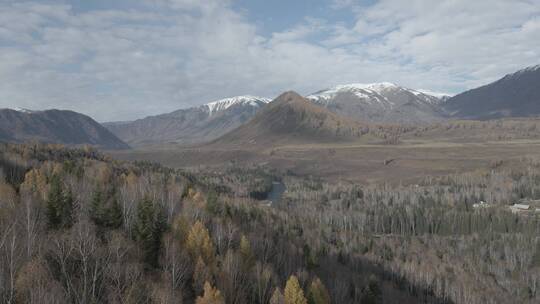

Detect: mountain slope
444,65,540,119
0,109,129,149
307,82,448,124
212,91,372,147
104,96,270,146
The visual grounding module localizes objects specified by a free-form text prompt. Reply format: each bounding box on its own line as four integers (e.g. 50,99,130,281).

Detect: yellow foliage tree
307,277,330,304
270,287,285,304
186,220,214,263
195,282,224,304
239,235,254,269
193,256,213,295
284,275,307,304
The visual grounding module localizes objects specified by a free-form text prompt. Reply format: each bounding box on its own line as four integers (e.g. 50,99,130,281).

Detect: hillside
104,96,270,146
444,65,540,119
0,108,129,149
307,82,448,124
212,91,372,147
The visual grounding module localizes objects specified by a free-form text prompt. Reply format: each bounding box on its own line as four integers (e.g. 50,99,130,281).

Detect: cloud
0,0,538,121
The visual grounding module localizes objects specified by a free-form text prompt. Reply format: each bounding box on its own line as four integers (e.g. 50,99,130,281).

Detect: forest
0,143,539,304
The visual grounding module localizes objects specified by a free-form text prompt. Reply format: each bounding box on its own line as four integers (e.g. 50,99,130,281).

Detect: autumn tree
186,220,214,264
195,281,224,304
307,277,330,304
270,288,285,304
239,234,254,269
193,256,213,295
284,275,307,304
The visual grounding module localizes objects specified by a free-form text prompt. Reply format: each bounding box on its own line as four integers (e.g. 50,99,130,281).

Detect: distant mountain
211,91,371,147
307,82,449,124
0,108,129,149
104,96,270,146
444,65,540,119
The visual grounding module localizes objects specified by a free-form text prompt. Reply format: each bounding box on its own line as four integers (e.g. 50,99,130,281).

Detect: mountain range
211,91,369,147
307,82,448,124
103,96,270,146
105,83,448,147
0,109,129,149
2,64,539,148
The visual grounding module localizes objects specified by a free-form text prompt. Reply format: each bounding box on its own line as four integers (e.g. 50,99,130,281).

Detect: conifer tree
107,198,123,229
134,197,166,268
46,175,63,229
89,188,106,226
46,175,74,230
60,188,74,228
284,275,307,304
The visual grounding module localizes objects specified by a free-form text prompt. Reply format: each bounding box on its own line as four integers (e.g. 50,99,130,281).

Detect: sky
0,0,539,122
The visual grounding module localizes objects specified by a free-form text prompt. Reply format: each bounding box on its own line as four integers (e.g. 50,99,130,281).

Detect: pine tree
307,277,330,304
195,281,224,304
46,175,74,230
284,275,307,304
107,198,123,229
60,188,74,228
361,276,381,304
46,175,63,229
89,189,106,226
134,197,166,268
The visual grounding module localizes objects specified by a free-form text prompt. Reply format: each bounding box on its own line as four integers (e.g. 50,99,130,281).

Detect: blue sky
0,0,539,121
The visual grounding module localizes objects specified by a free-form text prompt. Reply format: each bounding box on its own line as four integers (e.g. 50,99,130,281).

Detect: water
265,181,286,203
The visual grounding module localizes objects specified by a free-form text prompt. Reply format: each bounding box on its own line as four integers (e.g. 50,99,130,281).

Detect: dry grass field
108,135,540,185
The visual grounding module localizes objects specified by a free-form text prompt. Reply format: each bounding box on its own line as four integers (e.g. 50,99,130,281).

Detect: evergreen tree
134,197,166,268
107,198,123,229
361,276,381,304
284,275,307,304
89,188,106,226
60,188,74,228
46,175,74,230
206,191,220,215
46,175,63,229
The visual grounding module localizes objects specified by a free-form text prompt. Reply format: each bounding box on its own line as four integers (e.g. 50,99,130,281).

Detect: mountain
0,108,129,149
211,91,371,147
444,65,540,119
306,82,448,124
104,96,270,146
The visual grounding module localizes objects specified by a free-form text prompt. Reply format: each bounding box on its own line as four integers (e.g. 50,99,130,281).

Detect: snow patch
414,89,453,99
202,96,271,115
12,107,34,113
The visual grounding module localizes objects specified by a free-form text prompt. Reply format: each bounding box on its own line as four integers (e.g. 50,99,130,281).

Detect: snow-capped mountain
11,107,36,114
104,95,271,146
444,64,540,119
202,96,270,115
307,82,448,124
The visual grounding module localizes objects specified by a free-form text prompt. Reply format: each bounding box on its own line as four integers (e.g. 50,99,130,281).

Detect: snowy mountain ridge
201,95,271,115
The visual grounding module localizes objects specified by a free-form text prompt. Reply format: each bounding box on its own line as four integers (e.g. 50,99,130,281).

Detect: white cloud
0,0,538,121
